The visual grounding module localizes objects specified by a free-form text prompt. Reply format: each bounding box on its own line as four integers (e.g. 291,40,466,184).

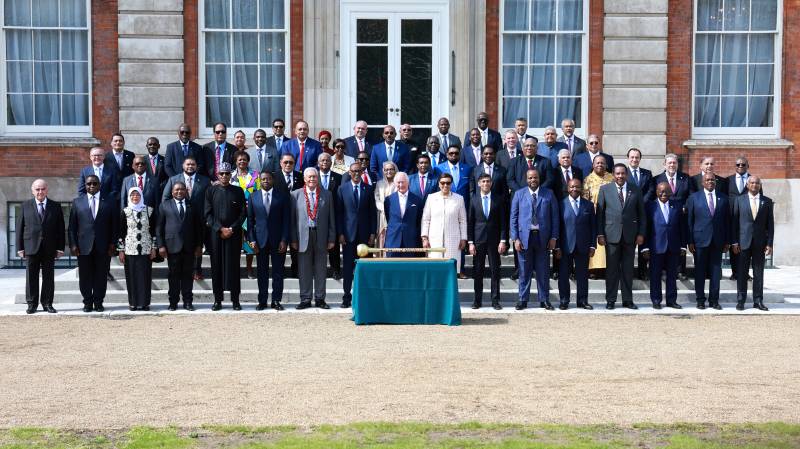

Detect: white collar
528,187,539,196
748,193,760,200
481,193,491,199
704,189,716,195
263,187,273,195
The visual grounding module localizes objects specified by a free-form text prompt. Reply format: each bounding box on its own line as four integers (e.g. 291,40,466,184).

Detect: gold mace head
356,244,370,257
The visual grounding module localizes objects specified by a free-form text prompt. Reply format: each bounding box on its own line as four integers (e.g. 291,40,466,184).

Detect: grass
0,422,799,448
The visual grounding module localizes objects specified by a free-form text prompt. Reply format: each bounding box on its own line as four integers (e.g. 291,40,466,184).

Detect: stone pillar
602,0,668,171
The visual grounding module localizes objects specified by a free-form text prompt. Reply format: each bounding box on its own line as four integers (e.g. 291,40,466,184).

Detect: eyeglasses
218,172,232,176
85,182,99,186
735,163,747,167
281,161,294,165
447,152,459,156
588,142,599,145
214,129,226,134
439,181,452,185
90,154,104,157
133,162,145,165
273,125,284,129
179,130,190,135
358,157,369,161
334,145,345,149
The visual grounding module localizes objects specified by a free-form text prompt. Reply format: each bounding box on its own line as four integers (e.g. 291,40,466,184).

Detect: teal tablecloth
352,259,461,325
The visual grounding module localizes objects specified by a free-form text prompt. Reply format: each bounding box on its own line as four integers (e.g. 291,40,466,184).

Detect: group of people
16,113,774,315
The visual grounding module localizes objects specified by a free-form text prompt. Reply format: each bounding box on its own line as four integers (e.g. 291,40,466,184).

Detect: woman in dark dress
117,187,157,310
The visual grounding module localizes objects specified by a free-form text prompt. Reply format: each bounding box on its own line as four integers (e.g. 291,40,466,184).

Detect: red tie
137,175,143,190
362,172,369,184
527,159,533,170
298,141,305,168
150,157,156,174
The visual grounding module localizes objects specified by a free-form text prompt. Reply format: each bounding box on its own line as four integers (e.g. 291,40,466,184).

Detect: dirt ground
1,313,798,428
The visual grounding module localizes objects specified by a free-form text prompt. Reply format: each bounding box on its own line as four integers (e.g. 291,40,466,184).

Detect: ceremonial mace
356,244,446,258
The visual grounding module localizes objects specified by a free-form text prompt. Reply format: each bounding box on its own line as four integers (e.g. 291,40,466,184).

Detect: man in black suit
726,156,757,281
554,178,596,309
399,123,420,170
626,147,654,280
469,146,508,199
317,153,342,279
157,182,203,311
165,123,205,178
507,137,551,193
356,151,378,186
264,119,288,164
495,130,520,170
69,175,118,312
203,122,235,181
273,153,303,277
78,147,119,201
105,133,135,194
344,120,372,159
690,156,728,194
17,179,65,314
653,153,693,279
144,137,168,192
557,118,586,156
434,117,462,150
337,163,377,307
466,111,502,154
731,176,773,311
121,155,160,209
513,118,532,152
468,173,508,310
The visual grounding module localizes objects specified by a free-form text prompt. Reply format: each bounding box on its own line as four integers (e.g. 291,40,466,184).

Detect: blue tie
182,143,188,156
482,196,489,218
531,192,538,226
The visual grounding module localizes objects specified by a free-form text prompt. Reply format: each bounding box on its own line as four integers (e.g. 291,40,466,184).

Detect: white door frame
339,0,450,137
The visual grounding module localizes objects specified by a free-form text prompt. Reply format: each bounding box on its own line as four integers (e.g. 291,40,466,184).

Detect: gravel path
1,314,798,428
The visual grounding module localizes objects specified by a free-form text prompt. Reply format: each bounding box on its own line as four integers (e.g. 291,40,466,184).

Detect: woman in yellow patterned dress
582,157,613,278
232,150,260,279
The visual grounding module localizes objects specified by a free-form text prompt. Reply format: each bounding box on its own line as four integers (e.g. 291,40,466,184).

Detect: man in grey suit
731,176,774,311
596,163,646,309
247,128,279,175
557,118,586,156
434,117,461,150
290,167,336,309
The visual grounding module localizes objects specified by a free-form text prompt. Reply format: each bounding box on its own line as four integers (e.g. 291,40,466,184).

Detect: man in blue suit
408,154,439,203
280,120,322,171
687,172,730,310
384,172,424,256
343,120,372,159
574,135,614,178
165,123,206,178
247,171,291,311
642,182,686,309
537,126,569,167
461,128,484,167
652,153,693,279
437,144,472,205
510,169,559,310
79,147,119,202
370,125,411,178
555,178,596,310
336,163,377,308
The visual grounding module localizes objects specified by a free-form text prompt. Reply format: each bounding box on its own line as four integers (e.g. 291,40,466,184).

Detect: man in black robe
205,162,246,310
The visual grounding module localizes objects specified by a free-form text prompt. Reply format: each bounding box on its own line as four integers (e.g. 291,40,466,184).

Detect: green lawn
1,422,798,449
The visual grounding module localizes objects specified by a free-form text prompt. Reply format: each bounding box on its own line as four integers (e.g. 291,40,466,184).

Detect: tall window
693,0,781,135
201,0,288,134
2,0,90,133
501,0,586,132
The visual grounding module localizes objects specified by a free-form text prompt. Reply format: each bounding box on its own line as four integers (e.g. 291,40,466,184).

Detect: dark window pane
60,0,87,27
357,19,387,44
751,0,777,30
749,34,774,63
5,0,31,26
206,97,231,127
697,0,722,31
61,30,88,60
205,32,231,63
260,64,285,95
502,97,526,128
503,66,528,96
556,66,580,96
260,32,285,63
365,127,384,144
529,97,555,128
694,64,720,95
503,0,528,31
260,97,285,126
694,96,720,127
205,0,230,28
232,0,257,28
62,94,89,125
720,96,747,126
400,47,432,125
356,46,387,124
532,0,556,31
7,94,34,125
747,96,772,127
530,66,554,95
232,65,258,95
232,97,258,128
557,97,581,128
32,0,59,26
34,94,60,125
259,0,284,29
206,65,231,95
232,33,258,63
401,19,432,44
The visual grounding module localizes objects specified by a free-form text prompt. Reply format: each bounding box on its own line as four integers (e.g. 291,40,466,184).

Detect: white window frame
0,0,92,136
198,0,291,139
692,0,783,138
498,0,590,138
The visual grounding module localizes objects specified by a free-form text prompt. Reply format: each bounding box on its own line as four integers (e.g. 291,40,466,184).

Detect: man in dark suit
144,137,168,192
507,137,551,193
344,120,372,159
281,120,322,172
318,153,342,279
465,111,502,154
247,128,280,175
434,117,462,150
626,147,654,280
726,156,758,281
165,123,206,178
538,126,569,167
642,182,686,309
203,122,235,181
554,178,596,310
121,155,160,209
273,153,305,194
461,128,484,167
371,125,411,178
574,135,614,178
79,147,119,201
420,136,446,168
162,156,211,281
337,163,377,308
549,148,584,200
69,175,118,312
156,182,203,311
596,163,646,309
247,171,291,311
557,118,586,156
468,173,508,309
687,172,730,310
469,146,507,200
398,123,420,171
265,119,289,162
731,176,773,311
652,153,693,279
513,118,533,152
408,154,440,203
509,169,559,310
17,179,65,314
105,133,135,193
495,130,520,169
690,156,728,194
384,172,424,254
437,145,472,204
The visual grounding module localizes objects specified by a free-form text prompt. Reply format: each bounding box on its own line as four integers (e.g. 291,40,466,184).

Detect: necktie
751,196,758,220
531,192,539,226
567,137,572,153
354,184,360,206
481,130,487,146
215,145,222,177
565,168,571,183
298,141,305,168
400,194,406,217
451,165,459,187
738,175,744,193
527,159,533,170
258,149,264,168
419,175,425,194
707,192,715,216
115,153,122,168
362,172,369,184
442,135,448,148
474,147,480,164
178,200,185,220
265,192,271,215
662,202,670,223
286,174,292,189
323,173,328,190
572,198,579,216
618,186,625,207
182,143,188,157
483,195,490,218
358,139,364,152
486,165,492,177
669,176,676,193
633,169,639,186
276,137,282,149
186,176,193,196
38,202,45,220
151,157,157,174
90,195,96,219
138,175,143,190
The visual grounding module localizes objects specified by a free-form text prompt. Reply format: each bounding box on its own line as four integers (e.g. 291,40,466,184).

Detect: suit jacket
557,196,596,254
509,186,559,249
558,134,587,155
467,192,508,244
731,194,773,250
596,182,646,245
469,163,508,199
574,151,614,178
691,173,729,196
627,166,653,203
460,144,485,167
537,142,569,167
145,153,168,190
247,188,291,249
434,133,462,150
265,135,288,159
290,187,336,252
162,173,211,213
652,171,692,206
120,172,160,209
421,151,447,168
78,165,119,200
273,170,304,194
165,140,205,178
104,150,136,185
202,141,235,180
506,155,552,192
343,135,373,159
383,191,423,248
16,198,65,257
156,199,203,254
727,173,761,197
464,128,502,153
371,141,412,178
514,133,533,152
281,138,322,171
437,161,473,201
246,145,280,175
408,171,440,202
549,165,584,200
686,189,729,249
336,181,377,243
495,148,520,169
643,199,685,254
68,193,118,255
318,170,341,195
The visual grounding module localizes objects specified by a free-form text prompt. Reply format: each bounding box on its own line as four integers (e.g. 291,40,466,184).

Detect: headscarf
318,130,334,155
127,186,146,212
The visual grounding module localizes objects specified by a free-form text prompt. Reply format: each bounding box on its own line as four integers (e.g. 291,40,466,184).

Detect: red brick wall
184,0,199,132
686,149,788,178
666,0,692,161
289,0,304,126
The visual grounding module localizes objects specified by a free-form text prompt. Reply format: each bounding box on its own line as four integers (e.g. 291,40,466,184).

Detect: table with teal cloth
352,259,461,325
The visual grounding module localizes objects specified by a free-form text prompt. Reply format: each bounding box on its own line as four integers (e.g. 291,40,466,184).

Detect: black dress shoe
551,272,559,280
211,302,222,311
129,306,138,311
558,303,568,310
511,271,519,281
271,302,284,311
471,302,482,309
141,306,150,311
515,302,527,310
541,301,554,310
729,274,737,281
581,304,594,310
756,302,769,311
711,303,723,310
256,304,267,311
44,305,57,313
652,303,662,310
623,302,638,310
696,303,706,310
232,302,242,311
736,302,745,311
168,305,177,311
666,303,682,309
296,301,312,310
492,303,503,310
26,305,36,314
83,306,93,313
316,301,331,309
605,302,615,310
183,303,195,311
332,271,341,281
94,305,104,312
340,300,352,308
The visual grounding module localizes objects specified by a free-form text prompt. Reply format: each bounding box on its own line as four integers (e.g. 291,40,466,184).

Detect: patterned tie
186,176,193,197
451,164,459,187
182,143,188,157
286,174,292,190
138,175,143,190
565,168,571,183
669,176,676,194
90,195,96,220
531,192,539,226
618,186,625,208
298,141,305,168
178,200,185,220
215,145,222,178
707,192,715,216
483,195,490,218
442,135,448,148
362,172,369,184
38,202,45,220
323,173,328,190
419,175,425,194
567,137,572,153
527,159,533,170
151,157,157,174
358,139,364,152
633,169,639,186
751,196,758,220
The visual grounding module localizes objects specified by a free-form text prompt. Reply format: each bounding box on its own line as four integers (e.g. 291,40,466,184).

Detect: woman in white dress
421,172,467,271
375,161,398,248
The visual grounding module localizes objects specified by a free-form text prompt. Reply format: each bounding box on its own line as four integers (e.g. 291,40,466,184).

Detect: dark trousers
77,250,111,306
694,245,723,305
517,231,549,303
649,250,679,305
123,255,152,308
558,250,589,305
473,241,501,304
255,244,286,305
637,246,649,278
289,247,298,277
729,248,740,278
167,252,195,305
328,243,341,273
605,240,636,304
737,247,765,303
25,252,56,307
341,241,362,301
